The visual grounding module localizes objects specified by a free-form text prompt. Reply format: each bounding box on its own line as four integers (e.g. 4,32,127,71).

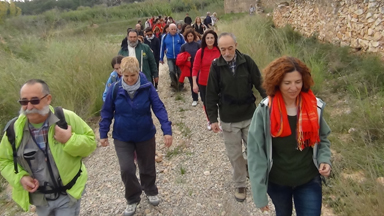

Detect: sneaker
147,195,160,206
192,101,198,107
207,122,212,131
123,203,138,216
235,187,246,202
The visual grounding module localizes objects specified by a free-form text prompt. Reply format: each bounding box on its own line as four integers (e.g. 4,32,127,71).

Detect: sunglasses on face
19,94,48,106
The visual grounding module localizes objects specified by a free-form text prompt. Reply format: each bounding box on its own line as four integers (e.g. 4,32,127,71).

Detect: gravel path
16,62,276,216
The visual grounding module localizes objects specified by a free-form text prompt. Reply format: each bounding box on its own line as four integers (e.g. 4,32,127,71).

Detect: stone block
371,41,380,47
368,28,374,36
368,3,377,8
354,9,364,15
373,32,382,40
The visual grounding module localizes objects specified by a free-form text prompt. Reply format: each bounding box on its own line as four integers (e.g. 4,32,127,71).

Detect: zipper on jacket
172,36,175,58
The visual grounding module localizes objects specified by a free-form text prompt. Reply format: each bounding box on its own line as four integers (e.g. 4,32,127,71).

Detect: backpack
3,106,67,174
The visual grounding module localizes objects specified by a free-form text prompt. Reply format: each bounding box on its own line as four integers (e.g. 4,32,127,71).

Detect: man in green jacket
205,32,267,202
0,79,96,215
118,29,159,84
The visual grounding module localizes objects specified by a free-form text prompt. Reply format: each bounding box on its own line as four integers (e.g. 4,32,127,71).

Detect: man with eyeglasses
0,79,96,215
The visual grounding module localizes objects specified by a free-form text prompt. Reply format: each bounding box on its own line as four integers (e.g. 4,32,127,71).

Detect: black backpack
3,106,67,174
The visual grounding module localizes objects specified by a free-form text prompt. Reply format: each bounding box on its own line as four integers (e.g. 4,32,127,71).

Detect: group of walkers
0,12,331,216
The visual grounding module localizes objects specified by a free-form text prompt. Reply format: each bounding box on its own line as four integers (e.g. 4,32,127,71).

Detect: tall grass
0,35,118,128
219,14,384,215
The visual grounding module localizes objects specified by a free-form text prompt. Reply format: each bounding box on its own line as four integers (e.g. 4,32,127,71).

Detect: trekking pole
141,50,143,72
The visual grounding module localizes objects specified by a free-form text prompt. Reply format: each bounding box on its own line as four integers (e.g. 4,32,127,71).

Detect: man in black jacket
204,12,212,29
184,13,192,25
206,32,267,203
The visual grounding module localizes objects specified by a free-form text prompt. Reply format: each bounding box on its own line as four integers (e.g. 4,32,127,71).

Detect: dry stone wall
273,0,384,56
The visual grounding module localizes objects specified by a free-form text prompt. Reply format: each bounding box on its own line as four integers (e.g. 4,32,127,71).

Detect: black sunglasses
19,94,48,106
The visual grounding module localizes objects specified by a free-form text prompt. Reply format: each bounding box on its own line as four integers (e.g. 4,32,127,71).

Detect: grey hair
218,32,237,43
22,79,50,95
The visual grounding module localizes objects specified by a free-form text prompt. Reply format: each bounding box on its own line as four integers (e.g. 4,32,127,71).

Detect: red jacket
176,52,191,83
192,47,221,86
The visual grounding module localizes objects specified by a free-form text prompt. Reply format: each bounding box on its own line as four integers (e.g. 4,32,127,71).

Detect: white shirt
128,46,136,58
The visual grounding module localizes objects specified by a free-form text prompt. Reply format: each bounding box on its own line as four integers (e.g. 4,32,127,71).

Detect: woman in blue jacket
99,57,173,216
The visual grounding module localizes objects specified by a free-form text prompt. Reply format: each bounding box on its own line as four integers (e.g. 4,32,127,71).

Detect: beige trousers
220,118,251,188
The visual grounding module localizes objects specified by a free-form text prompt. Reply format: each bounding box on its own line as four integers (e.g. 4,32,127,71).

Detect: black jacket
206,50,267,123
144,37,161,63
184,16,192,25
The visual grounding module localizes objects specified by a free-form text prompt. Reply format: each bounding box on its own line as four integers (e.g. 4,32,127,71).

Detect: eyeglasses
147,33,153,36
19,94,48,106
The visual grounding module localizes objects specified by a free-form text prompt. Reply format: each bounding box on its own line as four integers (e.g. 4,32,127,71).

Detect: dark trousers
188,76,198,101
267,175,322,216
198,84,207,105
114,137,158,204
198,84,209,119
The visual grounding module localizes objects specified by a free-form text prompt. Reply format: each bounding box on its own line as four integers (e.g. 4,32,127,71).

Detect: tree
0,1,9,22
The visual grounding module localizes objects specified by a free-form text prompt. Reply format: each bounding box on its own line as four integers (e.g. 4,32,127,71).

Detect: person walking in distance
179,28,201,107
160,23,186,90
192,30,220,130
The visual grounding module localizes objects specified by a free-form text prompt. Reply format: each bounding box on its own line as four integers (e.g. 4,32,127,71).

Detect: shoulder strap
4,117,18,174
54,107,67,129
112,81,120,101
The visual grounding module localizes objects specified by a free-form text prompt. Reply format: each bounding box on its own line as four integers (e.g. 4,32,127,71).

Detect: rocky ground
7,62,338,216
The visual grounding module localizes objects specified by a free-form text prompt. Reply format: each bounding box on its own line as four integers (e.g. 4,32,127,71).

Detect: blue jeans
267,175,322,216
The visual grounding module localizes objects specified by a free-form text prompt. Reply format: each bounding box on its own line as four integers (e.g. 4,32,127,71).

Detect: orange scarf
269,90,320,151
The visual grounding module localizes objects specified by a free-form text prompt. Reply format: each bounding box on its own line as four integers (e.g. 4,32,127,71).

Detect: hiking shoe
123,203,138,216
147,195,160,206
235,187,246,202
207,122,212,131
192,101,198,107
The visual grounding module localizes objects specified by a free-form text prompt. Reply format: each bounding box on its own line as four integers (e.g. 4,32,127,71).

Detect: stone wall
273,0,384,56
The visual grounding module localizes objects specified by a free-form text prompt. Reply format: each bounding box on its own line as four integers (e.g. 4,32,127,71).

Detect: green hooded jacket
118,42,158,82
247,97,332,208
0,106,96,211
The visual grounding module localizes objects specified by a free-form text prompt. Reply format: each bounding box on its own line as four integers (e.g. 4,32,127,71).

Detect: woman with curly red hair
247,56,332,216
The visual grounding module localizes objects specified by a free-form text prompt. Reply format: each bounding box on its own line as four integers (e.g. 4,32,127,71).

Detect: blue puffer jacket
99,73,172,142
